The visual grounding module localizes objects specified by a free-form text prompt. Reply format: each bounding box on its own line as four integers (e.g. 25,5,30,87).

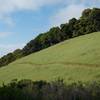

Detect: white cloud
63,0,100,6
50,4,86,26
0,0,99,26
0,16,14,27
0,0,62,14
0,0,62,26
0,0,99,15
49,0,100,26
0,44,25,57
0,32,13,38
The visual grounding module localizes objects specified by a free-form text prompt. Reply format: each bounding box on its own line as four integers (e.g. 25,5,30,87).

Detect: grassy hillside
0,32,100,85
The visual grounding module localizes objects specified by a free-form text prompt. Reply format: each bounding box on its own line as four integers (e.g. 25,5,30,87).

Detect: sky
0,0,100,57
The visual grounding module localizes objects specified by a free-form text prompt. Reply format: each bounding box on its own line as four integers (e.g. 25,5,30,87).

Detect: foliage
0,8,100,67
0,79,100,100
0,32,100,84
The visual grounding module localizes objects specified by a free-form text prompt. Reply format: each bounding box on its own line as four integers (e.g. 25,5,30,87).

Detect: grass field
0,32,100,85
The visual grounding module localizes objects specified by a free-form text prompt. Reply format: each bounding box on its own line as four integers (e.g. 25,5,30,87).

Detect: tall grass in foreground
0,79,100,100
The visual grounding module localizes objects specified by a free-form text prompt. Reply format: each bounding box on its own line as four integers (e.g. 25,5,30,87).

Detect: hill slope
0,32,100,84
0,8,100,68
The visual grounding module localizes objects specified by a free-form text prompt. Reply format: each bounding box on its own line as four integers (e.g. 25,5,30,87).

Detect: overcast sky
0,0,100,57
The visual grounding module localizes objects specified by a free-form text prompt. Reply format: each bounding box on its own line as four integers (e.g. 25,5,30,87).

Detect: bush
0,79,100,100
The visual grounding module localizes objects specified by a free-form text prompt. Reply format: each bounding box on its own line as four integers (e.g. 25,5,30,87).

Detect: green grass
0,32,100,85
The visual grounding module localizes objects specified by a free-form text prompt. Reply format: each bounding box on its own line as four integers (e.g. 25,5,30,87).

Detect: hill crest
0,32,100,84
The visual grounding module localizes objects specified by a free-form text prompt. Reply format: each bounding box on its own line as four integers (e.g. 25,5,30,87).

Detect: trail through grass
0,32,100,84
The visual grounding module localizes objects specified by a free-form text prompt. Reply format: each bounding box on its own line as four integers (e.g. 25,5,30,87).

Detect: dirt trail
17,62,100,67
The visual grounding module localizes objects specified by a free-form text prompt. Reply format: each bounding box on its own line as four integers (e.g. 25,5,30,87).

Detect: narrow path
17,62,100,67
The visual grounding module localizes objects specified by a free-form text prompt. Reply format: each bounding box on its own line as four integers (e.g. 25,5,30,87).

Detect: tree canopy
0,8,100,67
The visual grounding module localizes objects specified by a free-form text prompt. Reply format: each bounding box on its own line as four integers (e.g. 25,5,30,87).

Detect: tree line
0,79,100,100
0,8,100,67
